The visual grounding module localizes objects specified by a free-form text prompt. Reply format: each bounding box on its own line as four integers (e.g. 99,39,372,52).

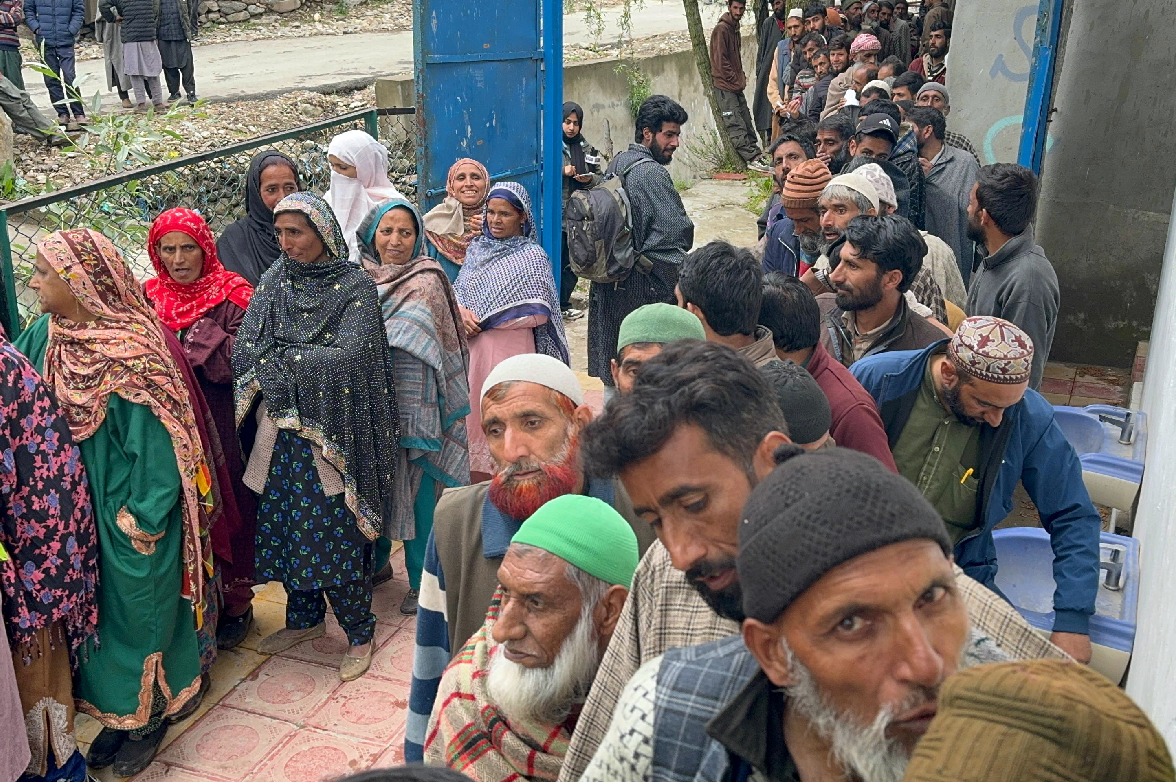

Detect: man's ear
609,358,622,390
752,431,793,480
881,267,904,292
572,403,594,430
743,619,796,687
594,585,629,641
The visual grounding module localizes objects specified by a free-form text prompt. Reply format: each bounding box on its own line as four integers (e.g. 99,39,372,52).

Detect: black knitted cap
738,446,952,623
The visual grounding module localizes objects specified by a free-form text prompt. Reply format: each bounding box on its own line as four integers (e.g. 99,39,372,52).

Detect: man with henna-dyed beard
404,353,655,763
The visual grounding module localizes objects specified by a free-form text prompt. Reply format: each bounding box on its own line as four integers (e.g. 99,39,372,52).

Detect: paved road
27,0,691,108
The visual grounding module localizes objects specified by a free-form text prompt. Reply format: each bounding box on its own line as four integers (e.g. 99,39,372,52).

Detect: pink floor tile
132,761,227,781
371,579,414,624
250,727,385,781
221,655,339,723
154,705,297,780
371,742,407,769
305,671,409,742
368,627,415,681
279,618,396,669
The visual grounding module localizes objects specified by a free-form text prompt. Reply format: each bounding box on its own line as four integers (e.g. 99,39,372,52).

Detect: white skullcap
787,7,803,17
480,354,584,406
863,79,892,97
854,163,898,209
826,172,880,213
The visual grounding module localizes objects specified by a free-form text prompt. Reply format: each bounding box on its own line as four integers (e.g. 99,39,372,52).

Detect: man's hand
1050,631,1093,663
919,156,932,176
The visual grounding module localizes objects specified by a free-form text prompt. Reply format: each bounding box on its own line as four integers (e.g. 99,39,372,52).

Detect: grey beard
799,232,822,256
783,650,914,782
486,605,600,727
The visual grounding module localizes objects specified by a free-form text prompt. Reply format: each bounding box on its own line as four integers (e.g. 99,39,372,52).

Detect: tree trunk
682,0,744,170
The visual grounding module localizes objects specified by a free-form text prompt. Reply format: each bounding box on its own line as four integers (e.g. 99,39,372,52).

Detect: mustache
684,556,737,585
498,458,546,483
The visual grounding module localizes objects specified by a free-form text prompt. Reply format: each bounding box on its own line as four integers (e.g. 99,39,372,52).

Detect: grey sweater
966,227,1059,389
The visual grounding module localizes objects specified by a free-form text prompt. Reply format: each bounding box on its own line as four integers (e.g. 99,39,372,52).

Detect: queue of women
0,116,603,779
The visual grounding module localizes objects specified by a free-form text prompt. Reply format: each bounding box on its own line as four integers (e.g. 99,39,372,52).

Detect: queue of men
390,5,1176,779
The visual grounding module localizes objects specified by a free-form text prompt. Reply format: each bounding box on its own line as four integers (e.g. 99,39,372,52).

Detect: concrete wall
949,0,1039,165
376,26,759,184
1034,1,1176,366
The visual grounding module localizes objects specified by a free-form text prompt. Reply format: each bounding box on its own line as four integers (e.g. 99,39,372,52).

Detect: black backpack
563,159,655,284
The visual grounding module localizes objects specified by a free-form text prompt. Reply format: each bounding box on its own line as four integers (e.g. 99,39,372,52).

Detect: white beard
785,655,917,782
486,607,600,728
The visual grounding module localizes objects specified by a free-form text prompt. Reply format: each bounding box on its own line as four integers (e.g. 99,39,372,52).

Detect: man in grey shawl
586,95,694,401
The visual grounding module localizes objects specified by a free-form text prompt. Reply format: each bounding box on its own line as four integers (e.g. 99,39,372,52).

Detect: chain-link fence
0,107,418,336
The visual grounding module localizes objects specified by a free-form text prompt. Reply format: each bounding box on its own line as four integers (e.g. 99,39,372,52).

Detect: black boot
86,727,129,769
216,604,254,650
113,722,169,777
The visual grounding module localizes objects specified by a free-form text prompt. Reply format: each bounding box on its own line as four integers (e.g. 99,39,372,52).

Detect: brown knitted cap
781,159,832,209
904,660,1175,782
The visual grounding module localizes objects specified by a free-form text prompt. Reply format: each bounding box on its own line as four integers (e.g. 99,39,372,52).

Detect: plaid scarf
425,588,573,781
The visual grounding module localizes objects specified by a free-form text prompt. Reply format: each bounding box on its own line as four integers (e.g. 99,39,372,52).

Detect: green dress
15,316,201,728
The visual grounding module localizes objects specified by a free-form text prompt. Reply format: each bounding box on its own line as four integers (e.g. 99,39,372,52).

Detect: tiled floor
79,547,416,782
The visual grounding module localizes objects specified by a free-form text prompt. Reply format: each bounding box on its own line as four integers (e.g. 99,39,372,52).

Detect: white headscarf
324,129,405,261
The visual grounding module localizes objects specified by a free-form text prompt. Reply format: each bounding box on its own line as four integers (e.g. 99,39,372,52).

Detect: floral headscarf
39,228,212,613
145,207,253,331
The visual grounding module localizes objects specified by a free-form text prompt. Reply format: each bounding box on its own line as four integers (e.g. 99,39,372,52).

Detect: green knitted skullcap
510,495,639,588
616,303,706,353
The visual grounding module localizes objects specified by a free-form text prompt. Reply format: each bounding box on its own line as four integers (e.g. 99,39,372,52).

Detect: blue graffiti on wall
980,3,1054,164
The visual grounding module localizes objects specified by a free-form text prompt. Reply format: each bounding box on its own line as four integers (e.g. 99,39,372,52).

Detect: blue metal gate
413,0,564,273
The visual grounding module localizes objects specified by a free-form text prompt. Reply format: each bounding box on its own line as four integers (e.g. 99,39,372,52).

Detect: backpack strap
620,157,657,180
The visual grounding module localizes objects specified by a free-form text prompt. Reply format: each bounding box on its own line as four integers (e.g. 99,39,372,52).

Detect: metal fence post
365,109,379,140
0,209,21,338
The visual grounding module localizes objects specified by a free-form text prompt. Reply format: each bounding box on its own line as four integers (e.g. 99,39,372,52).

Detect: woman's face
375,207,418,266
485,198,524,239
274,212,328,263
156,230,204,284
562,113,582,139
451,164,488,208
29,250,79,317
328,154,358,179
259,163,299,212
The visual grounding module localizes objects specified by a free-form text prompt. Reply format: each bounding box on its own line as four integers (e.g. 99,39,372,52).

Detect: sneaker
120,97,133,109
56,115,69,127
86,728,129,769
153,102,168,113
257,622,325,655
399,588,419,616
216,604,254,650
747,157,773,174
167,93,181,102
339,643,373,681
186,93,198,104
113,723,168,777
561,307,584,321
65,120,82,132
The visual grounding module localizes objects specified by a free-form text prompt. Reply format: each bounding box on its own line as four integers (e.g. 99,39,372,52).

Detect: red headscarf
145,208,253,331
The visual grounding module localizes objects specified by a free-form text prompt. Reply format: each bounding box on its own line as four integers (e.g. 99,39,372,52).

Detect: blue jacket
852,341,1100,634
762,203,801,278
25,0,83,46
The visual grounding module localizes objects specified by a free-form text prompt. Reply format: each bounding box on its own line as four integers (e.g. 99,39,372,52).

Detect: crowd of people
0,0,1173,780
